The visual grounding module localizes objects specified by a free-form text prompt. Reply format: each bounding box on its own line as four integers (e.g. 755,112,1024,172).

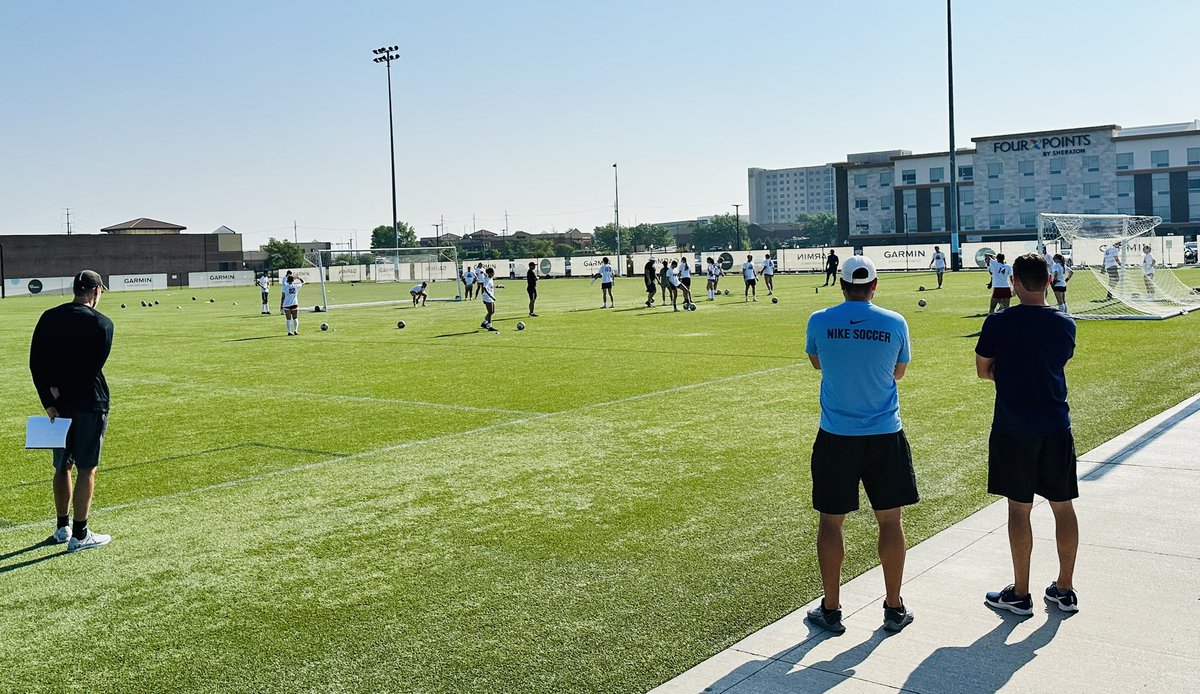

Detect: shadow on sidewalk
1084,395,1200,480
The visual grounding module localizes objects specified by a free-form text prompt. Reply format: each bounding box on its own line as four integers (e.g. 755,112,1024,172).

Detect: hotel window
902,169,916,185
1118,205,1135,216
905,214,917,232
855,198,869,211
1018,160,1034,176
854,173,868,188
1083,182,1100,198
1153,203,1171,222
930,167,944,183
1189,172,1200,191
879,171,893,186
960,188,974,206
960,214,974,230
1049,157,1065,174
1153,174,1170,195
959,165,973,180
903,190,916,209
1020,212,1037,228
989,213,1005,229
930,212,944,231
1116,179,1133,197
930,189,944,207
1151,150,1169,168
880,195,892,210
1115,153,1133,170
1083,155,1099,172
1189,147,1200,166
1050,184,1066,200
987,163,1003,178
1019,186,1035,202
988,186,1003,205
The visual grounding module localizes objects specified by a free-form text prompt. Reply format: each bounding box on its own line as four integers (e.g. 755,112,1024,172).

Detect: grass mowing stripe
0,362,802,538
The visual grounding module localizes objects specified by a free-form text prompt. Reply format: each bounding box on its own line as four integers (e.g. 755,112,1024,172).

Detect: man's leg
72,468,98,526
875,508,906,608
1007,500,1034,595
1048,500,1078,590
817,513,846,610
54,467,73,518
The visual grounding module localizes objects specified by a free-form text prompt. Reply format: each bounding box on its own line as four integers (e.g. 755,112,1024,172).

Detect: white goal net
303,246,462,311
1038,213,1200,319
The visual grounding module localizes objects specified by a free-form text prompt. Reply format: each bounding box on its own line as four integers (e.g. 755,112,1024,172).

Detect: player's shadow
0,539,68,574
961,331,982,338
434,330,482,338
900,608,1071,693
226,335,290,342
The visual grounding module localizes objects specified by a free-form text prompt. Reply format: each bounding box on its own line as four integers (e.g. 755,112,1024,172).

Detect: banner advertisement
327,265,366,283
280,267,323,284
776,247,854,273
4,277,74,296
860,244,940,272
187,271,256,288
109,273,168,291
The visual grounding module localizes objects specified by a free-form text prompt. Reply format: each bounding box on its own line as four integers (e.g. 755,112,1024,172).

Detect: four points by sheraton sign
991,133,1091,157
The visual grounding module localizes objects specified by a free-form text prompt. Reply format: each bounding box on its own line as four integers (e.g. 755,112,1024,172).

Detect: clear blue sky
2,0,1197,248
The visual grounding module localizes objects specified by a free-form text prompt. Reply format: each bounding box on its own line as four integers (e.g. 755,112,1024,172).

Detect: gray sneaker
50,526,71,545
67,530,111,553
882,599,913,632
806,601,845,634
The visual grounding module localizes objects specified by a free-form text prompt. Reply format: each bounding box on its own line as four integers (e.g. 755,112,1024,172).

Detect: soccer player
804,255,916,634
741,254,758,302
666,259,681,311
596,257,616,308
976,253,1080,616
988,253,1013,315
677,255,694,307
1051,253,1073,313
1142,244,1156,296
1103,242,1121,299
643,256,657,308
463,265,476,300
282,274,304,335
823,249,839,286
29,270,114,552
659,259,670,305
929,246,947,289
257,273,271,314
410,281,428,306
279,270,292,314
705,256,720,300
480,267,498,331
526,261,539,316
760,252,776,295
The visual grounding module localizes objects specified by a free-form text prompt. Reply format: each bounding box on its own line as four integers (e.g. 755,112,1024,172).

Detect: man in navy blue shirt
976,252,1080,616
805,255,917,633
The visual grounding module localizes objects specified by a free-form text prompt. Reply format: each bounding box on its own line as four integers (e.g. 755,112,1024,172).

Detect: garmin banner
777,247,854,273
109,273,168,291
5,276,75,297
187,271,255,288
860,244,941,272
280,267,323,284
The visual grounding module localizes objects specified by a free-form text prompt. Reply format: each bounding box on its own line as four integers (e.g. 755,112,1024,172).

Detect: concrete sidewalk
653,393,1200,693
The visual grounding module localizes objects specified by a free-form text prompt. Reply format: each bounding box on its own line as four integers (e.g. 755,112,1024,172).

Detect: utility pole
372,45,401,249
613,163,621,273
504,210,509,237
732,204,742,252
433,221,443,245
65,208,72,235
946,0,961,270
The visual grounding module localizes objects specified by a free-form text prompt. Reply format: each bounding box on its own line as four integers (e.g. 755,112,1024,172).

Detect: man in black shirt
824,250,839,286
975,253,1080,615
643,256,658,308
525,262,538,317
29,270,115,553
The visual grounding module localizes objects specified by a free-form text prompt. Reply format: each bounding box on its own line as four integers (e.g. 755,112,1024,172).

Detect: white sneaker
51,526,71,544
67,530,111,553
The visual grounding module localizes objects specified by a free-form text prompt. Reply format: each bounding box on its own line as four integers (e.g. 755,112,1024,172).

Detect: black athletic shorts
645,281,655,293
1052,284,1067,294
987,428,1078,503
601,281,613,290
681,277,691,288
745,278,757,287
527,287,537,299
810,429,918,514
52,411,108,473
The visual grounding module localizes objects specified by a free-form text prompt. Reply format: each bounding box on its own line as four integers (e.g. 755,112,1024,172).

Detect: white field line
1,363,801,536
124,377,538,416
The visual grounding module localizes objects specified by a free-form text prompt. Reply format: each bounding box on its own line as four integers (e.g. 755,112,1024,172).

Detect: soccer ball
120,303,126,309
176,305,181,309
208,298,215,303
397,320,406,329
517,321,526,330
918,299,927,308
233,302,238,306
918,286,926,292
192,296,197,301
153,300,159,305
771,296,779,304
723,289,730,296
320,323,329,331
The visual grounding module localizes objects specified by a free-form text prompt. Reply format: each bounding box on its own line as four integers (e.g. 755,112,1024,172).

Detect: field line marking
0,363,801,537
122,377,540,416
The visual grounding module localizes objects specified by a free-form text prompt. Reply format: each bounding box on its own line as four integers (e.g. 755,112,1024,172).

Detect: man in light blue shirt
804,255,917,634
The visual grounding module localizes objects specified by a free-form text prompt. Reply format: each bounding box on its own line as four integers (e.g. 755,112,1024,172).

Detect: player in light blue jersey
804,255,917,635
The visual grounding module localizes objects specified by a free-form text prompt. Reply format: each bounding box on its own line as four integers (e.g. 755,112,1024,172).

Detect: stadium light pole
732,204,742,252
946,0,962,271
372,46,401,249
613,163,621,274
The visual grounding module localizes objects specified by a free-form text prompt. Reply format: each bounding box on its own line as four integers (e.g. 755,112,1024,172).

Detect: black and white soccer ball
320,323,329,331
771,296,779,304
517,321,526,330
120,303,126,309
723,289,730,296
919,286,926,292
918,299,927,308
397,320,406,329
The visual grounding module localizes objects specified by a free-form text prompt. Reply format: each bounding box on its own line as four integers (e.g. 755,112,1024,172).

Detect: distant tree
370,222,417,249
553,243,575,258
593,223,633,254
631,223,672,251
690,215,748,252
263,238,304,269
795,212,838,247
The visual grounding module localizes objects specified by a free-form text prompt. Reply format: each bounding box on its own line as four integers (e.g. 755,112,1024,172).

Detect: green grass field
2,268,1199,693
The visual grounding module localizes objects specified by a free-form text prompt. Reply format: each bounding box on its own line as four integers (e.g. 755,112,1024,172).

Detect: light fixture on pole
732,204,741,252
372,45,401,249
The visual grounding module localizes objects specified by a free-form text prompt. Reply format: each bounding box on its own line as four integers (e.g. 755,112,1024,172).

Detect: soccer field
2,269,1199,693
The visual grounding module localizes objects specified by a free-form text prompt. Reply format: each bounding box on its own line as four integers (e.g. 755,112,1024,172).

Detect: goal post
1038,213,1200,320
303,246,463,311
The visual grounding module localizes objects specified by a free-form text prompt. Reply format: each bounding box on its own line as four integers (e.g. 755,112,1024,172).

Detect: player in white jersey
281,274,304,335
677,256,694,308
666,260,681,311
279,270,293,315
929,246,947,289
987,253,1013,315
759,253,776,295
741,254,757,302
410,281,428,306
1141,244,1156,296
1051,253,1073,312
705,257,721,300
479,267,498,331
257,273,271,314
595,257,616,308
463,266,476,300
1102,242,1121,299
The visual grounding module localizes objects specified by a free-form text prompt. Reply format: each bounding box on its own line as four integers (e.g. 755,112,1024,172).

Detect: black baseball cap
73,270,106,292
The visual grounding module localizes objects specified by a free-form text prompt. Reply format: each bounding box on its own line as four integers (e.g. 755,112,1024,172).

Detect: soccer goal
1038,213,1200,320
305,246,463,311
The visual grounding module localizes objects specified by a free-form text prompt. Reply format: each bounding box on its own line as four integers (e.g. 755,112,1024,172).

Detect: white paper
25,416,72,449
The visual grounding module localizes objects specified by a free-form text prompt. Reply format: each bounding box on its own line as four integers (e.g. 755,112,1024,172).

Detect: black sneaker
985,585,1033,616
1044,582,1079,613
805,601,845,634
882,599,913,632
485,325,499,332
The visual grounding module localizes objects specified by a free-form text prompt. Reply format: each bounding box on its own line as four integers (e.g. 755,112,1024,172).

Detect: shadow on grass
434,330,483,338
226,335,290,342
0,539,67,574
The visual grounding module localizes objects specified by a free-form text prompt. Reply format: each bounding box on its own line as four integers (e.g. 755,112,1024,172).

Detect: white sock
293,318,299,332
285,319,292,332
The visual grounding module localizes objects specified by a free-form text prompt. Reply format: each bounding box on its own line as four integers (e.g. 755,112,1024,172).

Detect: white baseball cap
840,255,877,284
